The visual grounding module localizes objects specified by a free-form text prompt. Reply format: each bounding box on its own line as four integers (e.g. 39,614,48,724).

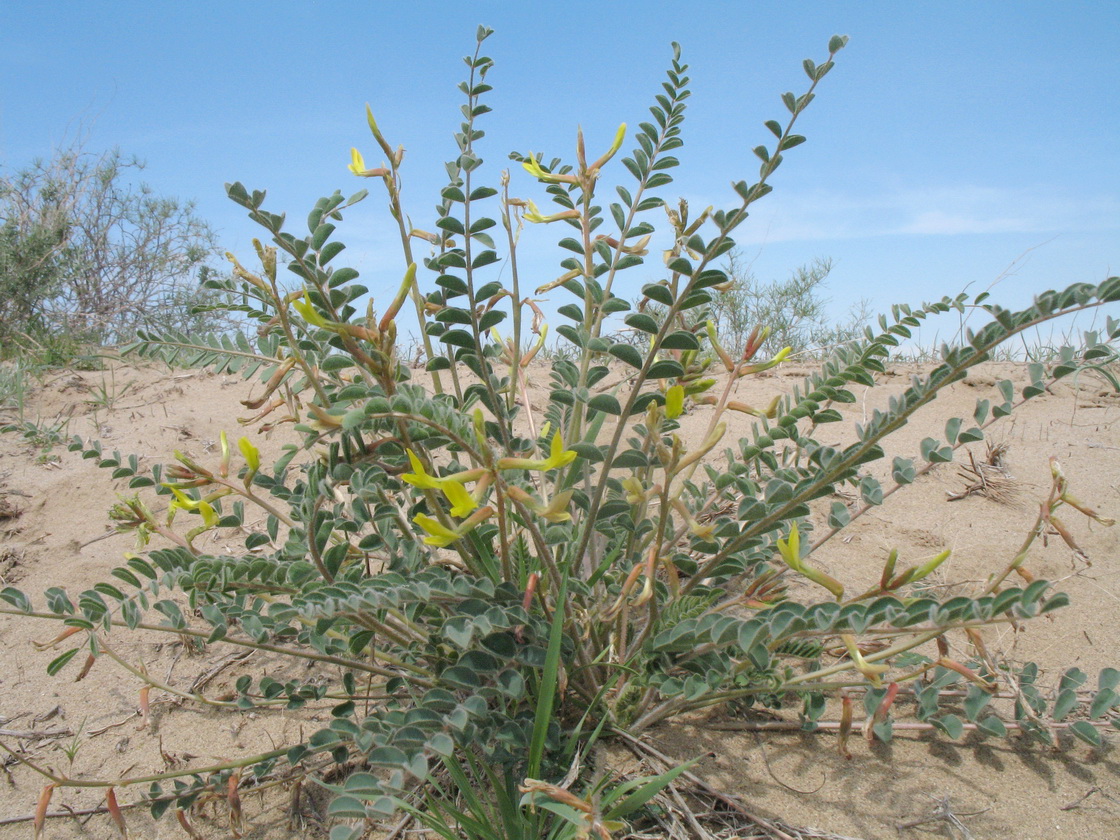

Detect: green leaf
646,360,684,379
609,343,643,368
603,757,700,821
1061,667,1088,692
976,716,1007,738
612,449,647,468
478,310,506,331
958,427,984,444
933,714,965,739
1052,688,1078,721
1070,720,1102,747
624,313,659,334
963,686,991,721
667,256,692,275
319,241,345,264
528,573,568,778
859,476,883,506
892,457,916,485
643,283,674,306
974,399,990,424
587,395,622,416
47,648,81,676
472,250,501,269
328,795,369,819
827,500,850,529
945,417,962,445
919,437,952,463
1090,688,1119,719
1100,668,1120,692
661,330,700,351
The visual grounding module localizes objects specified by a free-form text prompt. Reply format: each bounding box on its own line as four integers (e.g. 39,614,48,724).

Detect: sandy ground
2,358,1120,839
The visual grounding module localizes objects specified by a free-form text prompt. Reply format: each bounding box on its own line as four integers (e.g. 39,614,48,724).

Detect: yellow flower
412,513,459,547
292,289,329,328
348,147,368,176
521,155,577,184
622,476,647,506
841,634,890,687
589,123,627,171
348,147,390,178
522,199,580,224
539,490,574,523
441,479,478,518
238,436,260,484
497,432,577,473
665,384,684,420
544,431,577,470
738,346,792,377
413,506,494,547
219,430,231,477
164,486,221,528
401,449,442,490
777,524,844,600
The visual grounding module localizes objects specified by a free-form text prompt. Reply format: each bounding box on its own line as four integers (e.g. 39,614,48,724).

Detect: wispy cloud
728,184,1120,244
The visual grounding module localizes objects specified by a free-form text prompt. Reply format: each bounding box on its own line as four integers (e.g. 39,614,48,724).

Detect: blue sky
2,1,1117,344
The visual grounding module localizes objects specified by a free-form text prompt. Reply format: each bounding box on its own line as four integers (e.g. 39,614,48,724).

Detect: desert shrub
710,251,871,358
0,142,234,358
3,27,1120,839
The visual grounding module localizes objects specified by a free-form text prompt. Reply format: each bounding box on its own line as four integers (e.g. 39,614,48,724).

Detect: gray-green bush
0,142,232,358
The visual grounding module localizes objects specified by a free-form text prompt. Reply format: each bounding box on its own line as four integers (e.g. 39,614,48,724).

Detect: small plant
0,358,32,419
55,716,88,774
85,365,136,413
2,27,1119,840
1,415,70,456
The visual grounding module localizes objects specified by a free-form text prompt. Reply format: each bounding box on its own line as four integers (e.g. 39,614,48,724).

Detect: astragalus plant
3,26,1120,840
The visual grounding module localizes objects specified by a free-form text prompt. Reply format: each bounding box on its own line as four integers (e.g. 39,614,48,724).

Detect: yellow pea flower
164,486,222,529
347,147,389,178
539,490,574,523
413,506,494,547
412,514,459,547
238,436,260,485
401,449,443,490
777,523,844,600
841,633,890,687
440,479,478,518
497,432,577,472
521,155,577,184
219,431,231,477
665,384,684,419
589,123,627,171
522,200,580,224
622,476,647,506
545,430,577,470
292,289,329,328
348,147,367,176
737,346,792,377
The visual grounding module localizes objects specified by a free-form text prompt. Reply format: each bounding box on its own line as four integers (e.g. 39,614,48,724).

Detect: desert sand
2,357,1119,839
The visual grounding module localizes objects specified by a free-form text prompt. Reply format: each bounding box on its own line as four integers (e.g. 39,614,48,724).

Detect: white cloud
727,183,1120,245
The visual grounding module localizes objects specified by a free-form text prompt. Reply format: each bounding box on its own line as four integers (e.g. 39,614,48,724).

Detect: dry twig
897,795,989,839
1061,786,1120,811
947,442,1018,503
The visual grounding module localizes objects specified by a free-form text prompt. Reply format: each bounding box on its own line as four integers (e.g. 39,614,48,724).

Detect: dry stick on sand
1061,786,1120,811
946,441,1018,503
896,795,989,839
